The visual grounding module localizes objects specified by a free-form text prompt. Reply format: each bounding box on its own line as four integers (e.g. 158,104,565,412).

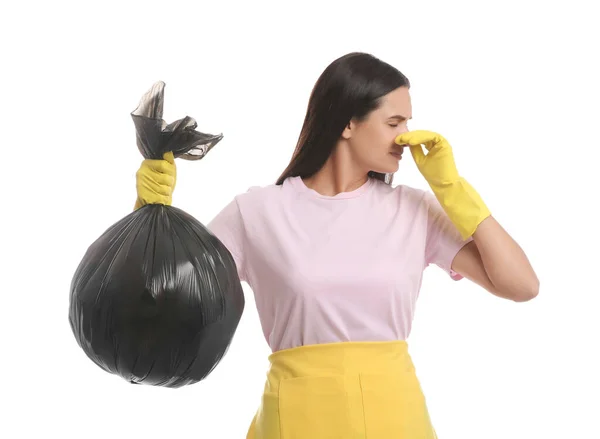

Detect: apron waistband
267,340,416,380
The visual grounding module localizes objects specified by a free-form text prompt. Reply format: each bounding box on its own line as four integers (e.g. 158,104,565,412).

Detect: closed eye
388,115,412,125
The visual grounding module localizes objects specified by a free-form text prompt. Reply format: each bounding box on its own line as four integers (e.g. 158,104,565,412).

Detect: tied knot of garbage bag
131,81,223,160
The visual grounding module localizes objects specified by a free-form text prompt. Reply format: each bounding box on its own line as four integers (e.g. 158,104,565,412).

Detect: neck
302,141,369,196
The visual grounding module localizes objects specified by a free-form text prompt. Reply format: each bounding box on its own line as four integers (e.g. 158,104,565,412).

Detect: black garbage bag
69,81,244,388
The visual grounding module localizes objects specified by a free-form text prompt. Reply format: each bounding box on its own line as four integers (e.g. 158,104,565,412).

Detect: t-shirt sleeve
207,198,247,282
423,191,473,280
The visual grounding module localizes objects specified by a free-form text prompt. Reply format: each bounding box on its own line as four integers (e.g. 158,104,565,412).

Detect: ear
342,119,355,140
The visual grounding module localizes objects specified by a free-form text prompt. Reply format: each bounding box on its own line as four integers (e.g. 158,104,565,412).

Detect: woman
134,52,539,438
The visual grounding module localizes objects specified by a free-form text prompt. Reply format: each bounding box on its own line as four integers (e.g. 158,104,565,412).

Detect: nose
394,128,410,150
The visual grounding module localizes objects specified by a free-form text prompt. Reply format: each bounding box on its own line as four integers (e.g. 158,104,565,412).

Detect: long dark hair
276,52,410,186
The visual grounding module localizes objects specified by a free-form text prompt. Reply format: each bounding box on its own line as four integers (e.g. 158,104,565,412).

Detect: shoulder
208,183,281,240
228,181,286,221
234,181,282,205
371,179,430,208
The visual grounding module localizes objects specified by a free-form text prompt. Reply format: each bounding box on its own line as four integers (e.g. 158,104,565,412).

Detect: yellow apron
246,340,438,438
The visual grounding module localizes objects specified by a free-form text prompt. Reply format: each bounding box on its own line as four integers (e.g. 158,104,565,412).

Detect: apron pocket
278,374,352,439
359,372,436,439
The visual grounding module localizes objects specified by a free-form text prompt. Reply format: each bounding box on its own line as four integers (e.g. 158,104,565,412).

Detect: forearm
472,216,539,301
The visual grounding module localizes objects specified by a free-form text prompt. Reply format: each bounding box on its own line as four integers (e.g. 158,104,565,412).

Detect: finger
395,130,434,147
152,172,175,189
397,130,444,152
138,177,173,196
144,158,176,176
163,151,175,164
409,144,426,165
136,177,171,197
137,167,175,190
394,133,412,146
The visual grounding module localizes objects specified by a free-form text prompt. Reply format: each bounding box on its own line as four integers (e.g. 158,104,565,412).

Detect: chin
370,165,398,176
381,163,400,174
368,156,401,176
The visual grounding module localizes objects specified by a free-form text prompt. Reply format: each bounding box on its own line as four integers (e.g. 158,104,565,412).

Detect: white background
1,1,599,438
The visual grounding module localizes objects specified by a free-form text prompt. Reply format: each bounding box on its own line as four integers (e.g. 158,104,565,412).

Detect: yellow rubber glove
395,130,491,239
134,151,177,210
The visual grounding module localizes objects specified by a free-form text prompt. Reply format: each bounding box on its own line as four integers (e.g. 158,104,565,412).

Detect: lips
391,144,408,159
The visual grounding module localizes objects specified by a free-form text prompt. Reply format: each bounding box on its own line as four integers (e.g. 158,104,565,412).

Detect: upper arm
423,191,472,280
207,198,247,282
450,241,497,294
423,191,496,293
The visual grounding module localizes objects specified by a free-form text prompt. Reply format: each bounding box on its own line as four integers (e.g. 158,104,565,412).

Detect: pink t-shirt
208,176,472,352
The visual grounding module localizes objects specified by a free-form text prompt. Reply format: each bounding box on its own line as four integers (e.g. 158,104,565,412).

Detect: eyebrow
389,115,412,120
